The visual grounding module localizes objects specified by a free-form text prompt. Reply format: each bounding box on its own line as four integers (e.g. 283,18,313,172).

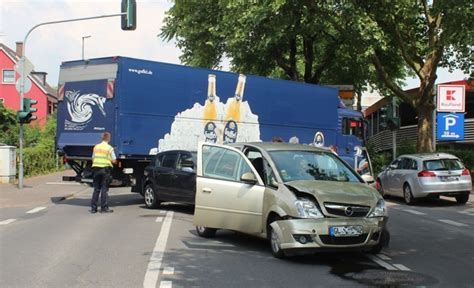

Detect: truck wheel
144,184,160,209
455,193,469,204
196,226,217,238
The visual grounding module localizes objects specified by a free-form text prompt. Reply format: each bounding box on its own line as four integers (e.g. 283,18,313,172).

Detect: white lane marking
0,219,17,225
367,255,398,271
376,254,391,261
162,267,174,275
403,209,426,215
159,281,172,288
46,182,81,185
393,264,411,271
143,211,174,288
26,207,46,214
185,241,235,248
459,208,474,216
155,217,163,223
159,210,167,214
438,219,468,227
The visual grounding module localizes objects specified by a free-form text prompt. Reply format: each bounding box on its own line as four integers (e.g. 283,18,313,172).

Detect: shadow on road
386,195,470,207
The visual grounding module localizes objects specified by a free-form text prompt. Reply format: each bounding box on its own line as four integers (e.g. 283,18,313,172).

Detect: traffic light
121,0,136,30
16,97,38,124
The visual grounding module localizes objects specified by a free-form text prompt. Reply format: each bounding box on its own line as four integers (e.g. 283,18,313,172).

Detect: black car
142,150,197,208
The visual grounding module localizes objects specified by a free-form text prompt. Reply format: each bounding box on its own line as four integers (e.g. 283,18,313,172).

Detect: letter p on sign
445,117,456,129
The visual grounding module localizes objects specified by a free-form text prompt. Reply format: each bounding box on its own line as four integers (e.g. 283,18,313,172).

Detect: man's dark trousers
91,167,112,211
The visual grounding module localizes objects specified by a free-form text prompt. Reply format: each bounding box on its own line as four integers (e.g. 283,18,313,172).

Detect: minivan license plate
329,225,363,237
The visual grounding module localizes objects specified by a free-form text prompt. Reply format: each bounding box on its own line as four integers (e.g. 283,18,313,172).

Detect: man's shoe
90,209,98,214
100,209,114,213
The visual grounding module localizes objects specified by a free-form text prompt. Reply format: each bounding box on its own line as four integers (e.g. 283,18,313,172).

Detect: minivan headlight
368,199,388,218
295,198,324,219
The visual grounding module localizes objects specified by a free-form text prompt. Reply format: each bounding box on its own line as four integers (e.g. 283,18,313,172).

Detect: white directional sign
437,84,465,112
15,77,32,94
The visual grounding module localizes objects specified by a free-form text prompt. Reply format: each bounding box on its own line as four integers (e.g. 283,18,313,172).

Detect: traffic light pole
17,13,125,189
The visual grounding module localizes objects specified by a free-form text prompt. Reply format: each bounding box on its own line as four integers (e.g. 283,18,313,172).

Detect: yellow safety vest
92,142,114,168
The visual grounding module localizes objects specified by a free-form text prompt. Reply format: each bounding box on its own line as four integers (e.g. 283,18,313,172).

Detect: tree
160,1,402,95
345,0,473,152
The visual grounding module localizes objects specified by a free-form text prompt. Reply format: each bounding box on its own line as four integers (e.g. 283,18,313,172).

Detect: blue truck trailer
56,56,368,191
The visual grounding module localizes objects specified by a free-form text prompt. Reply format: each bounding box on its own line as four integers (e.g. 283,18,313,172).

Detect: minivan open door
194,143,265,234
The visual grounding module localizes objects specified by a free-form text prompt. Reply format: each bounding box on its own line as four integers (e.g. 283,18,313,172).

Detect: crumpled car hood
285,180,380,207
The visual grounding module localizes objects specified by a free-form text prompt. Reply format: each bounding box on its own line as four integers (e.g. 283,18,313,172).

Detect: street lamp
82,35,91,60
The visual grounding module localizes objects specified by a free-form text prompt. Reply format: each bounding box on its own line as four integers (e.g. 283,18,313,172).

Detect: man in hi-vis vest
90,132,117,213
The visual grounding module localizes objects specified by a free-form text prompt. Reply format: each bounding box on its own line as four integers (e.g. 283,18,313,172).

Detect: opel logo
345,206,354,216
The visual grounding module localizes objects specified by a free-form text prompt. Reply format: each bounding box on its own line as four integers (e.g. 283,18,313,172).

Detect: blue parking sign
437,113,464,141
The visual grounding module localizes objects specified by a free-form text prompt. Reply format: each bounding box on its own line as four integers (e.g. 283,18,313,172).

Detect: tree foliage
160,1,404,93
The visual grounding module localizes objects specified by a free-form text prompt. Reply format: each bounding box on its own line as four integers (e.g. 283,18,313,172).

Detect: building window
2,70,15,84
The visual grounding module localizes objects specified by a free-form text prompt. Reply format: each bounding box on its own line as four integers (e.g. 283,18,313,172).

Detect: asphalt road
1,185,473,288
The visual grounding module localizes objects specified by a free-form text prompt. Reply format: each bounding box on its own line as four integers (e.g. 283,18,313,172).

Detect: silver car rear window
423,159,464,171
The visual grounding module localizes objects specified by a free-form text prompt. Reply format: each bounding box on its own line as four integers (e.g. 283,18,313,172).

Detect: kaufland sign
437,85,465,112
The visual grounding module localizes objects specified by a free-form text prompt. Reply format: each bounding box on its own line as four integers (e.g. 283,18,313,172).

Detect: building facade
0,42,57,126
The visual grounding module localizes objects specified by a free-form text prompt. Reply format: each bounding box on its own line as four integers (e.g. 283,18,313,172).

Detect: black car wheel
144,184,160,209
196,226,217,238
403,184,417,205
455,193,469,204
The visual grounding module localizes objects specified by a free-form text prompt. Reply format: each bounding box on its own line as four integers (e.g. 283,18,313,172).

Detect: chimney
15,42,24,58
31,71,47,86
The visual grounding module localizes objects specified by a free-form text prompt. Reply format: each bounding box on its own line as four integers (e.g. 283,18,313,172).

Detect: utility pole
81,35,91,60
392,97,397,161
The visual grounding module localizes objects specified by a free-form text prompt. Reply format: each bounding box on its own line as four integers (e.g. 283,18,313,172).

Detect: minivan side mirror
241,172,258,185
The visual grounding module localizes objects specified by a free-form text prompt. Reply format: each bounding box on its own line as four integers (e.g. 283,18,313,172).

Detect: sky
0,0,468,92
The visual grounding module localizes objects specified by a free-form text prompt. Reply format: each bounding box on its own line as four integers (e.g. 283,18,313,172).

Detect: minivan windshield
269,150,361,183
423,159,464,171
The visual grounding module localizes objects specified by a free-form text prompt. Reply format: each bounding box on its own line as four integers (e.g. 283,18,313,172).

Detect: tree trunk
415,101,435,153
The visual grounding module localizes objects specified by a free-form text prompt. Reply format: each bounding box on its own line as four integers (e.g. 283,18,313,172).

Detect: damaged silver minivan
193,142,388,258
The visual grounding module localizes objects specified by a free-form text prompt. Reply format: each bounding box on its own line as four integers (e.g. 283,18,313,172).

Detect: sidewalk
0,170,91,208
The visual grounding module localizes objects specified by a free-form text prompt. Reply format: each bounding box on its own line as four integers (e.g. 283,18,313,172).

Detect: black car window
155,154,164,167
177,153,194,170
400,158,411,169
161,153,178,169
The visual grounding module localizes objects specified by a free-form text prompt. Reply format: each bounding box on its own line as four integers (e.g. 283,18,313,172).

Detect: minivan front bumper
270,217,386,252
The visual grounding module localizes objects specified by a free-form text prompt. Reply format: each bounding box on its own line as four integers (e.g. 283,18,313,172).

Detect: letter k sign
446,90,456,101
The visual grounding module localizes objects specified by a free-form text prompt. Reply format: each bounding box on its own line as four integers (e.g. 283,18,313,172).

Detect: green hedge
23,144,62,177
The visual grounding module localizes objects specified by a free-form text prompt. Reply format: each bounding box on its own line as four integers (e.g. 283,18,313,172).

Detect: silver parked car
376,153,472,205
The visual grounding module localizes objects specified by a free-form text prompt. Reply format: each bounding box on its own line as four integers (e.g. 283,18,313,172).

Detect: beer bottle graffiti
223,74,246,143
203,74,217,143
